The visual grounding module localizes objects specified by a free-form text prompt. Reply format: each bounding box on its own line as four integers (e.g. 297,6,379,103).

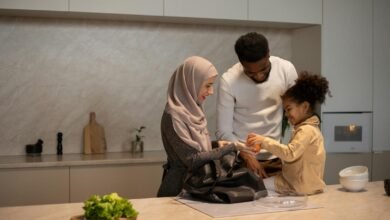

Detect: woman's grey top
157,111,236,197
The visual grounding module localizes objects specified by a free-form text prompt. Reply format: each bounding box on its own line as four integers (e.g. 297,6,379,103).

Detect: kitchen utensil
83,112,106,154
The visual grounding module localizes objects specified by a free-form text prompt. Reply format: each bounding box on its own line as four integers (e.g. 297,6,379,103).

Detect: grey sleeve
178,143,236,171
162,113,236,171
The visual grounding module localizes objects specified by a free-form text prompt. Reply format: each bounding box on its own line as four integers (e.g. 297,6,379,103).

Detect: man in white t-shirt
216,32,298,176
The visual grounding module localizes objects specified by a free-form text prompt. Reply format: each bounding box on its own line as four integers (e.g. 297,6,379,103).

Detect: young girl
247,71,330,195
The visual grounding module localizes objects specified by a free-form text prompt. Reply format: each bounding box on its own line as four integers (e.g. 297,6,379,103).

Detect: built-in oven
322,112,372,153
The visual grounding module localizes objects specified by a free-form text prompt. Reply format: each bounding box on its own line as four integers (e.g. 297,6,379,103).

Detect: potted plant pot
131,140,144,153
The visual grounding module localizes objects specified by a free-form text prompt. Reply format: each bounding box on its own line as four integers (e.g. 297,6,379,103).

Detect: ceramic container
339,166,369,192
339,177,368,192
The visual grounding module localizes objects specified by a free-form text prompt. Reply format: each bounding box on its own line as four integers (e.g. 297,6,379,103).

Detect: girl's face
197,76,217,104
283,98,310,126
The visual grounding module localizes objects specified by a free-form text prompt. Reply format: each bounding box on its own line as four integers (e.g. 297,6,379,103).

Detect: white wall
0,16,293,155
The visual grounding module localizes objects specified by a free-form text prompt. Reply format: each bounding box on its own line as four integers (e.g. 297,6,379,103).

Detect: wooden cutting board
83,112,106,154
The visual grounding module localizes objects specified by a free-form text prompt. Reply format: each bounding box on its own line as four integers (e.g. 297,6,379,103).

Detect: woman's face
197,76,217,104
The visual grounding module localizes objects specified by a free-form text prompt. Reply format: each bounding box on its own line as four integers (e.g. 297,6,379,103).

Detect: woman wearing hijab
157,56,245,197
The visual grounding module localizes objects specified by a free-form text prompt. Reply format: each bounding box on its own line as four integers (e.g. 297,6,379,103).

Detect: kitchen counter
0,151,166,168
0,181,389,220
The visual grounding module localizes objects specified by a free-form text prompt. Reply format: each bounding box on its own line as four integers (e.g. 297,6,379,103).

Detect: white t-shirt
216,56,297,159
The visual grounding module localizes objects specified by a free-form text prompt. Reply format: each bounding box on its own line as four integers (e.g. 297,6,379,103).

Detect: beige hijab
165,56,218,152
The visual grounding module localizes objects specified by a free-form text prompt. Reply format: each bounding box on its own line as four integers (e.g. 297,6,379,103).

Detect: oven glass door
322,113,372,152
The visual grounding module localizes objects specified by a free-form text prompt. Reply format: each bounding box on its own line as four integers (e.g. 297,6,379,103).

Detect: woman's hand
234,142,254,154
246,133,265,148
217,140,233,148
239,150,268,178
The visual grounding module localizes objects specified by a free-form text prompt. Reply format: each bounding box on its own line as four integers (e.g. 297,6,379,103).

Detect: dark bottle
57,132,63,155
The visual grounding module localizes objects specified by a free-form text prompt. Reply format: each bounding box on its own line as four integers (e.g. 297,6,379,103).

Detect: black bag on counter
183,151,268,203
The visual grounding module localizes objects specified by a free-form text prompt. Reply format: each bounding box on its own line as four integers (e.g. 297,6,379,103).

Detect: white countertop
0,151,166,169
0,181,389,220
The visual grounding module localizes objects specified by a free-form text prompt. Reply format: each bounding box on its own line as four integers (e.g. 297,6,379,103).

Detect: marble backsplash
0,16,292,155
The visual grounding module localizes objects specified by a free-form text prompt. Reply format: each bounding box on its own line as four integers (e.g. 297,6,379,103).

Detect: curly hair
234,32,269,62
282,71,330,111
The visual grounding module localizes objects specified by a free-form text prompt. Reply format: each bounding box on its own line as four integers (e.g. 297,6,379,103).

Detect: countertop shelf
0,151,167,169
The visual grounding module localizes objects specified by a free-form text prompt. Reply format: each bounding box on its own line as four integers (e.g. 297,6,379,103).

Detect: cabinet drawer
0,167,69,207
164,0,247,20
70,163,163,202
248,0,322,24
69,0,163,16
0,0,68,11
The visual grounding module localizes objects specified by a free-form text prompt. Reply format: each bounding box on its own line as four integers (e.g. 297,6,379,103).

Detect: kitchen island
0,181,388,220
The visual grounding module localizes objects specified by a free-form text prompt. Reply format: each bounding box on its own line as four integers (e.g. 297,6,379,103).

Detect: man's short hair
234,32,269,62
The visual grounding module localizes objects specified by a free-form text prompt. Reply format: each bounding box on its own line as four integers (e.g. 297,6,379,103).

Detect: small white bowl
339,166,369,191
339,166,368,179
339,177,368,192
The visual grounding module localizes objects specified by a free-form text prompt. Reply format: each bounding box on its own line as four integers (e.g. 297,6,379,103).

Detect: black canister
26,139,43,156
385,179,390,196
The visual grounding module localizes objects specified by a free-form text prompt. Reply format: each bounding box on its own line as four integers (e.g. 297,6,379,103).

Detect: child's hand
250,143,261,153
246,133,265,147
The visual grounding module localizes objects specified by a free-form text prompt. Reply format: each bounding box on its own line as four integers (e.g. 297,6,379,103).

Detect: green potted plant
131,126,145,153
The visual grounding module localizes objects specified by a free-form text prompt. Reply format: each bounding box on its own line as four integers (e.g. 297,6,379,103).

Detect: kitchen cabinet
322,0,372,112
324,153,372,184
0,0,68,11
0,152,166,207
70,163,163,202
164,0,247,20
0,0,325,28
372,152,390,181
248,0,322,24
0,167,69,207
373,0,390,152
291,25,321,73
69,0,163,16
0,163,164,206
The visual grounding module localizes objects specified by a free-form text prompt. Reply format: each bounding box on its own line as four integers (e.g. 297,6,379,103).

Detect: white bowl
339,166,368,179
339,177,368,192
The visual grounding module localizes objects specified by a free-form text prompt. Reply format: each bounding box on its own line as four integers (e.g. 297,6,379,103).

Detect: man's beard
251,71,271,84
